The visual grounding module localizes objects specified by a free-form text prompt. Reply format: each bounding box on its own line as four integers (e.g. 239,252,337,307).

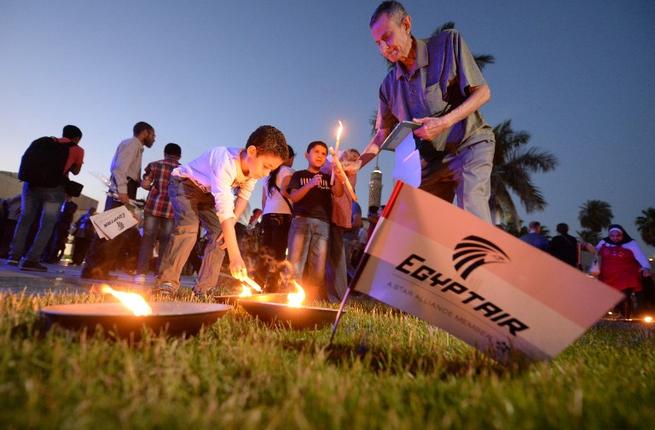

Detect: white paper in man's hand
391,132,421,188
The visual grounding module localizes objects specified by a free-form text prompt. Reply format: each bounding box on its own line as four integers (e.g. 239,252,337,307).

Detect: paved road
0,262,218,296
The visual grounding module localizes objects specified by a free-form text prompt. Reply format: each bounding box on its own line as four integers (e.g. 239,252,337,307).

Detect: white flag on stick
90,205,138,240
347,182,623,362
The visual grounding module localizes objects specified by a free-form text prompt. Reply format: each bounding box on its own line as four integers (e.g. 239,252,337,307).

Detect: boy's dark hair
306,140,328,153
62,125,82,140
556,223,569,234
246,125,288,160
368,205,379,216
164,143,182,157
133,121,154,136
370,1,408,27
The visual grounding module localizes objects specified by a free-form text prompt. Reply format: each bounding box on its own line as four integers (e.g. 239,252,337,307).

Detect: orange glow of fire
238,284,254,297
644,316,653,324
242,276,263,293
101,285,152,316
287,280,306,307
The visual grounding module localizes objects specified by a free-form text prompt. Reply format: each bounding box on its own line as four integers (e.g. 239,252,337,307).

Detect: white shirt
262,166,294,215
172,147,256,223
109,137,144,194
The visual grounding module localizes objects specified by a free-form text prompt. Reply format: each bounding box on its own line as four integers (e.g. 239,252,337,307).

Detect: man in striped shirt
133,143,181,283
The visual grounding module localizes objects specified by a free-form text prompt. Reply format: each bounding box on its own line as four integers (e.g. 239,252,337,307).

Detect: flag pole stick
329,181,405,345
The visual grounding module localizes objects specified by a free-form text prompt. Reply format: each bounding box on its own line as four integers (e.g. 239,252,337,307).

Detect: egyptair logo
452,235,510,280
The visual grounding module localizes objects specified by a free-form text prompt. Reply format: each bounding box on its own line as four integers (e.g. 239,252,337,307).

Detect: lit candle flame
287,280,306,308
242,276,263,293
238,284,253,297
336,120,343,146
101,285,152,316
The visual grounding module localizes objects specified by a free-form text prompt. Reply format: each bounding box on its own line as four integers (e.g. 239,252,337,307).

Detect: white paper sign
90,205,138,240
353,182,623,362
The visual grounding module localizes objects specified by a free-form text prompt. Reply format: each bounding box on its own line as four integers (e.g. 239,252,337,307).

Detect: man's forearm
359,129,388,168
443,84,491,126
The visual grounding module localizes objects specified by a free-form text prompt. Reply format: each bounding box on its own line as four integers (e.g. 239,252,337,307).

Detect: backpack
18,137,74,187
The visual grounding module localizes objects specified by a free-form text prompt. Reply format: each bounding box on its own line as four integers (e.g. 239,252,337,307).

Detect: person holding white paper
359,1,495,222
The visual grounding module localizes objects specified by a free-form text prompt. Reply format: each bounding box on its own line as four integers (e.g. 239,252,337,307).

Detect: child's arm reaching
216,195,250,279
219,217,247,280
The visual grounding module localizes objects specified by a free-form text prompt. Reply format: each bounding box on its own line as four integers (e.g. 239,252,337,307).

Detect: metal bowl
239,294,340,329
40,302,232,337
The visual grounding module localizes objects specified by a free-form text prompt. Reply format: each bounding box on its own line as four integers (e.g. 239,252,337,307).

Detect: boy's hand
310,174,322,188
229,256,247,280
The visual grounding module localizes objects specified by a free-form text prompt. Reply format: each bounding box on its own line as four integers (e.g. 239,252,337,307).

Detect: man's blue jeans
136,214,174,275
9,183,65,262
287,216,329,300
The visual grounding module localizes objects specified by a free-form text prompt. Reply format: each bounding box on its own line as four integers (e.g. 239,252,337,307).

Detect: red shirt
599,244,642,292
143,157,180,219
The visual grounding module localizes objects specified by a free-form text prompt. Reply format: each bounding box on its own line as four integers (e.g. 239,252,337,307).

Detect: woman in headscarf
596,224,652,317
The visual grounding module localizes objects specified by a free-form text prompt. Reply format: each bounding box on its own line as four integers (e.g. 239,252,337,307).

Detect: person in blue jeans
8,125,84,272
133,143,182,283
286,141,345,302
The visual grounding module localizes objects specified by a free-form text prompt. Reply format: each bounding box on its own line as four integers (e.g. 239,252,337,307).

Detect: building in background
368,158,382,209
0,171,98,220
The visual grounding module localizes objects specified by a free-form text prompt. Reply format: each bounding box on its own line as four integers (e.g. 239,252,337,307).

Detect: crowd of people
521,221,653,317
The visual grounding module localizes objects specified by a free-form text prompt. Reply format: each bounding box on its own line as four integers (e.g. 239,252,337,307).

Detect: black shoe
20,261,48,272
5,258,19,267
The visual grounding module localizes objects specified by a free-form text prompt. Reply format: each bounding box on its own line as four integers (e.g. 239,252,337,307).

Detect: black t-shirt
549,234,578,267
287,170,332,222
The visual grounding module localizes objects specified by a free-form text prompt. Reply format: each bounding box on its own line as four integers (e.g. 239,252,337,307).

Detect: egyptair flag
349,182,623,361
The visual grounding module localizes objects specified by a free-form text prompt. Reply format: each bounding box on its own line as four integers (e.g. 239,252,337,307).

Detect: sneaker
20,260,48,272
133,274,147,284
153,282,175,299
5,258,19,267
192,287,209,301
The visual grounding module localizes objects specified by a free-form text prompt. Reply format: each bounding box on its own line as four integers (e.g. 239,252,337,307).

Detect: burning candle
100,285,152,316
330,121,344,185
242,276,263,293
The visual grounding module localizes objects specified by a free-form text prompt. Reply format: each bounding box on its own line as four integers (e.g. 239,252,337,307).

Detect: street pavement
0,261,200,296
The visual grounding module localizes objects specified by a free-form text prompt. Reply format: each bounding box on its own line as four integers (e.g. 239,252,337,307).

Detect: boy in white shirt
155,125,288,297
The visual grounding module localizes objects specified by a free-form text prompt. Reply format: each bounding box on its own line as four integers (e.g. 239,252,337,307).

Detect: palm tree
576,229,600,245
636,208,655,247
489,120,558,229
578,200,613,243
431,22,495,71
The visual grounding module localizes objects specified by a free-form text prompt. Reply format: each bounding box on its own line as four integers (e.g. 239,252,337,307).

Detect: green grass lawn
1,291,654,429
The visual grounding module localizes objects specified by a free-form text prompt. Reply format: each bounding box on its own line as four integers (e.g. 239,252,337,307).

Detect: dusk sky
1,0,654,254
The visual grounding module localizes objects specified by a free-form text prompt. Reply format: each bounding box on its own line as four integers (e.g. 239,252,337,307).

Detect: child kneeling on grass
286,141,345,302
154,125,288,297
